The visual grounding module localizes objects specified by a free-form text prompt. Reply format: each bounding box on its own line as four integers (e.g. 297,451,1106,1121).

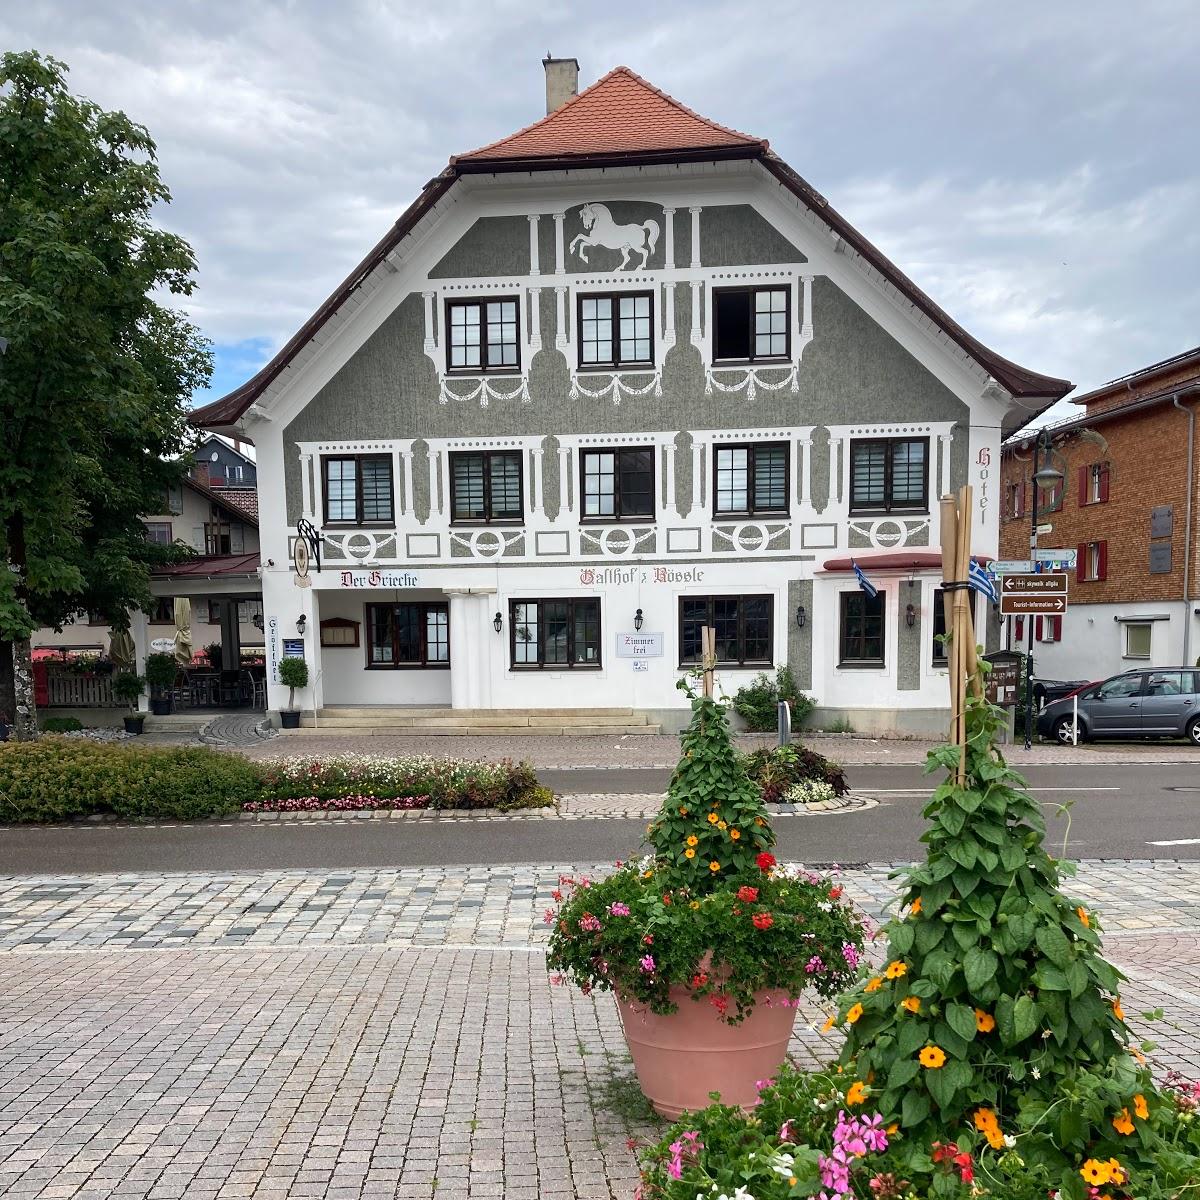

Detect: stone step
142,714,211,733
307,713,653,730
288,721,662,736
316,706,639,719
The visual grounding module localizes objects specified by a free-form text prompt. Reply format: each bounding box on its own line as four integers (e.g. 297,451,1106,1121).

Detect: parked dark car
1033,678,1093,706
1036,667,1200,745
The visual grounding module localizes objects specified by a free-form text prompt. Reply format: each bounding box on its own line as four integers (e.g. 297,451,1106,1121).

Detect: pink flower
578,913,601,932
779,1120,795,1142
667,1139,683,1180
639,955,655,973
549,974,564,986
806,955,825,974
755,1078,776,1093
842,942,860,969
543,909,556,925
608,902,631,916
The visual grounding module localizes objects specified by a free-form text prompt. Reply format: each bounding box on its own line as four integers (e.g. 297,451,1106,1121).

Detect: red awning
154,552,261,578
820,551,993,573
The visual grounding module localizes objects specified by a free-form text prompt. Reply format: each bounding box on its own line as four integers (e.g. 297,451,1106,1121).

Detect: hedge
0,740,553,823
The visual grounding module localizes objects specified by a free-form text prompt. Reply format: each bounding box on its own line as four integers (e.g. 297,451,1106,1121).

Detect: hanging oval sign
150,638,175,653
293,537,310,579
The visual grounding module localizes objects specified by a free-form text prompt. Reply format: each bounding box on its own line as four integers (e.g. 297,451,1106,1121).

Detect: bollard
777,700,791,746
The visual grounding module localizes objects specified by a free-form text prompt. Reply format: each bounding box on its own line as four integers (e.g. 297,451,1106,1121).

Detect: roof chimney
543,55,579,114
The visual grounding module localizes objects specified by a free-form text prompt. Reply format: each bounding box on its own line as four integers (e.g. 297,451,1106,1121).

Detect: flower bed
740,744,849,802
256,753,553,812
244,794,430,813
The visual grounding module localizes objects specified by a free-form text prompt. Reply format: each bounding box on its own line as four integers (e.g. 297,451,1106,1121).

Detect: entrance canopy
820,551,994,573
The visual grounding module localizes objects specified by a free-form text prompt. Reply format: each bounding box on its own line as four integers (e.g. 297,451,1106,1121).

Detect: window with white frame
1124,622,1152,659
580,448,655,521
850,438,929,513
713,444,789,516
712,287,790,362
445,299,519,373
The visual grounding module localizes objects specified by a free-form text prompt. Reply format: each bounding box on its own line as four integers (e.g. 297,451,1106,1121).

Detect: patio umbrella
108,629,136,670
173,598,193,665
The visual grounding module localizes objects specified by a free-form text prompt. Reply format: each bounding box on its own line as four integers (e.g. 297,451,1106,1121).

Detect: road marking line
1146,838,1200,846
861,787,1119,795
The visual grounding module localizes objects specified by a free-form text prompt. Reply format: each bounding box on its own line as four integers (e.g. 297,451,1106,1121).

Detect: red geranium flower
829,885,843,900
756,852,777,872
752,912,774,930
690,972,709,989
736,886,759,903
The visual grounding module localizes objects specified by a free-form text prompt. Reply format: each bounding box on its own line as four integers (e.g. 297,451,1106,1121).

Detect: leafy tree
0,51,210,738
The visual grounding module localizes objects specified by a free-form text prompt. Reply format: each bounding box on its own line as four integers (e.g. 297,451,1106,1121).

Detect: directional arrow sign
992,559,1035,575
1035,548,1077,566
1001,572,1068,595
1000,594,1069,616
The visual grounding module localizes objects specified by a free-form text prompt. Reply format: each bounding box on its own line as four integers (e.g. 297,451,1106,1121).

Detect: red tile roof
455,66,765,165
216,488,260,521
155,552,260,578
191,67,1071,430
183,476,259,526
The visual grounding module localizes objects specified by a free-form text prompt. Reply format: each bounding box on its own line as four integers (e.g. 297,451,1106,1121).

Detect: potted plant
204,641,222,668
144,652,177,715
547,677,865,1119
277,656,308,729
112,672,147,733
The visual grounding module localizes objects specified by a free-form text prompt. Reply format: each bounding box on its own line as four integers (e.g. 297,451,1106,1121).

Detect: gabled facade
193,62,1071,732
999,347,1200,681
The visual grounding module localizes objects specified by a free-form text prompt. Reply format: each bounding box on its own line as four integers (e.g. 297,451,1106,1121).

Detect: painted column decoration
400,446,415,518
688,206,702,267
426,447,440,523
663,437,677,519
688,437,705,518
527,215,540,276
828,437,842,506
939,433,953,498
662,208,676,269
556,443,571,522
299,452,314,520
690,281,703,348
663,282,676,347
422,292,436,357
798,438,813,508
798,275,814,357
529,446,543,515
528,289,542,353
553,213,565,275
555,286,568,350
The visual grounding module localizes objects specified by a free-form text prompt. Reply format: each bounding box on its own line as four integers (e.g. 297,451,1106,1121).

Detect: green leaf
945,1002,978,1043
1013,995,1040,1042
925,1062,957,1110
887,1056,921,1090
1065,958,1089,998
996,994,1017,1046
896,1019,928,1057
902,1088,930,1127
1035,922,1072,968
964,946,998,994
925,950,956,990
1035,964,1071,991
1058,1104,1085,1148
888,922,914,956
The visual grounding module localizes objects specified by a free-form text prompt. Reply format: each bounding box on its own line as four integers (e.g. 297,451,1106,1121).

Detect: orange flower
822,1014,836,1032
679,807,688,815
846,1003,864,1024
755,817,765,826
707,812,719,825
729,829,741,840
886,1122,899,1136
1133,1093,1149,1120
1080,1160,1112,1186
901,996,921,1014
975,1009,996,1034
1112,997,1125,1021
986,1127,1006,1150
1130,1047,1146,1064
684,848,696,859
1107,1159,1126,1185
686,834,698,847
1076,906,1091,928
909,896,923,915
864,977,884,993
973,1107,998,1133
885,960,908,979
708,860,721,873
717,820,728,831
845,1081,868,1106
1112,1108,1135,1136
919,1045,946,1069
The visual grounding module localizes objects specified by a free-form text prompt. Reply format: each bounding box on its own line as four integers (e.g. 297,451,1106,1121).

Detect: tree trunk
11,638,38,741
0,639,15,729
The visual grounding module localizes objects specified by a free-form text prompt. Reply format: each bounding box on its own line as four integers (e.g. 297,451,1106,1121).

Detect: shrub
740,743,848,801
40,716,83,733
144,652,177,688
111,672,145,708
731,665,815,732
256,754,552,812
277,656,308,709
783,778,837,805
0,739,263,823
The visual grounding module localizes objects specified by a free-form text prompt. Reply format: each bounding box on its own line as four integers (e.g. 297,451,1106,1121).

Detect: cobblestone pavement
2,862,1199,1199
241,731,1200,768
201,715,277,748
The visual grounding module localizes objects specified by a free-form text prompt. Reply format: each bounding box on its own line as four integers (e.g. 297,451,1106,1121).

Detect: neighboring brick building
999,347,1200,680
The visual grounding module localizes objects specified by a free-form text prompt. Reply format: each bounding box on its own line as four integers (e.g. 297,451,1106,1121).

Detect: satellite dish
210,451,220,462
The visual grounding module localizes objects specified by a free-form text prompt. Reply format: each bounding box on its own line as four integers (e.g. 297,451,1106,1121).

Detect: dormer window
713,287,790,363
578,293,653,369
446,298,520,373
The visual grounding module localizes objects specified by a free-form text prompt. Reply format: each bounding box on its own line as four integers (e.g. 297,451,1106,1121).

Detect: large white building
188,60,1071,734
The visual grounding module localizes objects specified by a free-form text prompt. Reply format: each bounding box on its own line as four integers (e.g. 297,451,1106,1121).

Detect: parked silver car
1036,667,1200,745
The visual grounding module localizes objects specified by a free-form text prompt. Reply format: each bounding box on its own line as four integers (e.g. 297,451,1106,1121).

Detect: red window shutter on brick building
1078,466,1088,505
1099,464,1110,502
1015,616,1024,641
1076,542,1087,582
1035,615,1044,640
1097,540,1108,580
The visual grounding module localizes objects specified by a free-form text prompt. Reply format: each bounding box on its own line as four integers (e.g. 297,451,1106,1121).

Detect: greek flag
968,559,999,603
852,561,878,599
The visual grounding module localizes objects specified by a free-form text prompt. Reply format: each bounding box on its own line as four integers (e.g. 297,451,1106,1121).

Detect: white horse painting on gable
569,203,660,271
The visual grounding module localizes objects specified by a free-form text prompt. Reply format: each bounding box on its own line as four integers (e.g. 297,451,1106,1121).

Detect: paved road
0,763,1196,873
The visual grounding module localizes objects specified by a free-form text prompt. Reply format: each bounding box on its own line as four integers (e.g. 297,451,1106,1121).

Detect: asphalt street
0,764,1196,873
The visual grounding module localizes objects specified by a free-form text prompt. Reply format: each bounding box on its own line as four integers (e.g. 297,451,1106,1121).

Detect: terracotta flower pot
618,987,798,1120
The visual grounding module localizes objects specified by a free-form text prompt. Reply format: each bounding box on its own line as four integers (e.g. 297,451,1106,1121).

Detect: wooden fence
45,668,121,709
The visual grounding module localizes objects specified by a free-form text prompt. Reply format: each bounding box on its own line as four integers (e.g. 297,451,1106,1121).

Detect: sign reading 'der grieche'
338,570,422,589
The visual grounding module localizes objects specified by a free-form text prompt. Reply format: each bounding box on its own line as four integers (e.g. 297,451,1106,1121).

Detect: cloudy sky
4,1,1198,423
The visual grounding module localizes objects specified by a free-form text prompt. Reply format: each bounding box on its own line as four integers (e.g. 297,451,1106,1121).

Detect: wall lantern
493,611,503,634
633,608,644,632
252,612,264,631
295,613,307,636
795,604,806,629
905,603,916,628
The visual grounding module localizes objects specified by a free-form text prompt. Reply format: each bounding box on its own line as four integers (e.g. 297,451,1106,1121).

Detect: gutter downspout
1174,392,1197,667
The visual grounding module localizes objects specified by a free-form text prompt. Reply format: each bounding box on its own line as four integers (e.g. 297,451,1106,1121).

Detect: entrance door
1084,672,1145,736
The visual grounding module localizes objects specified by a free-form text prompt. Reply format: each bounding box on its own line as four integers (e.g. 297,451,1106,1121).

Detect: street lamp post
1023,430,1065,749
